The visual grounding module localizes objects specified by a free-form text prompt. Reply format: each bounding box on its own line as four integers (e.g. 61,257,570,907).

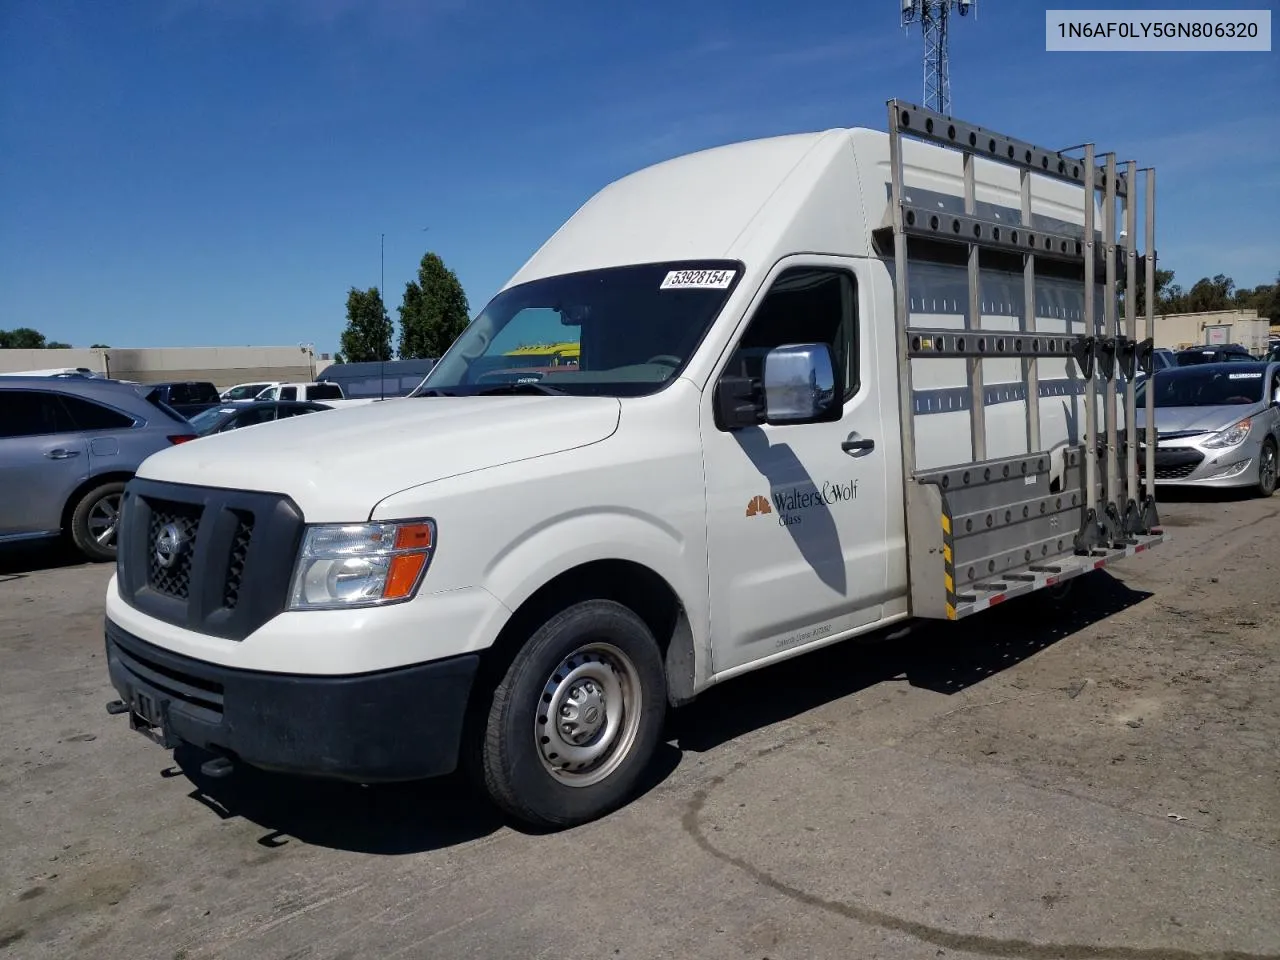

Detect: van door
701,257,891,674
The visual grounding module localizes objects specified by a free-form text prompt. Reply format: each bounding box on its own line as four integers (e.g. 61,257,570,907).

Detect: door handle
842,436,875,453
46,448,81,459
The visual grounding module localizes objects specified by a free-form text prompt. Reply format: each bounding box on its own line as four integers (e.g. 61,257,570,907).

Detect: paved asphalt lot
1,492,1278,960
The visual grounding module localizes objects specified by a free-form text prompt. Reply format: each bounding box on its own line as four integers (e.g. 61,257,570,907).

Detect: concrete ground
1,492,1277,960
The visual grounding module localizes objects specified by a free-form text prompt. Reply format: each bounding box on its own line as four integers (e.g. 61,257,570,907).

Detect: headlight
1203,417,1252,449
288,520,435,610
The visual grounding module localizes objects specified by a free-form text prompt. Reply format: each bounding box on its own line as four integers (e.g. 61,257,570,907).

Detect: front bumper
1140,437,1265,488
105,618,480,782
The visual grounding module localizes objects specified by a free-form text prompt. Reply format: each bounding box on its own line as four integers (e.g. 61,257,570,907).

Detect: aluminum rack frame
881,99,1163,620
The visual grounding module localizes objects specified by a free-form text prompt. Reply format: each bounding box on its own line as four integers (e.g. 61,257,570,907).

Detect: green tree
397,252,471,359
46,341,72,349
1234,271,1278,322
1128,267,1179,317
1184,273,1235,313
339,287,393,362
0,327,49,349
90,343,110,348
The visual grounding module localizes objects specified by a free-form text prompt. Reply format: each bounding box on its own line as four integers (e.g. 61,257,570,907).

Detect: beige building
0,345,334,391
1153,308,1273,352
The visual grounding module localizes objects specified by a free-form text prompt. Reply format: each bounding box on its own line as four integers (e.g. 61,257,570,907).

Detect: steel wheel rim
87,493,122,547
534,641,643,788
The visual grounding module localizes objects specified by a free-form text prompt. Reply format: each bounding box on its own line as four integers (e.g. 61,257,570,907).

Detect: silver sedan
1136,361,1280,497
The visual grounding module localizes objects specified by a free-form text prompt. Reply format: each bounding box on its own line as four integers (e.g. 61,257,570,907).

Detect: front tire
69,481,126,562
478,599,667,829
1257,439,1277,498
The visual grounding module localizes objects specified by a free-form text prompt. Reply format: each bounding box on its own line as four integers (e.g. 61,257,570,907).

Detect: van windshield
413,261,743,397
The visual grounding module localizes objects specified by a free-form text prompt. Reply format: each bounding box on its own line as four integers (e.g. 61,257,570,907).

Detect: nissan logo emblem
154,522,187,569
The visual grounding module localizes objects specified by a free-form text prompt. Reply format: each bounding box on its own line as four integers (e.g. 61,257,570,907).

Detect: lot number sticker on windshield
661,269,735,290
1229,372,1262,379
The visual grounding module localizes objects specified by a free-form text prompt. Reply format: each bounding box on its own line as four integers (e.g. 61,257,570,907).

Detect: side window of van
724,267,859,401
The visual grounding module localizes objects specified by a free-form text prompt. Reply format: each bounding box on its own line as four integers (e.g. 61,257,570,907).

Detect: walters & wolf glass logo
746,479,859,526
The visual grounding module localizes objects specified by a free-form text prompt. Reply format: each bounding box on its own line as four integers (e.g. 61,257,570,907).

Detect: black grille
1154,462,1199,480
1140,447,1205,482
223,513,255,609
147,500,202,599
117,479,304,642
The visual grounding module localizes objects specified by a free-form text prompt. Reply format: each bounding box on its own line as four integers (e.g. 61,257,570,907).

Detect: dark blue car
187,399,333,437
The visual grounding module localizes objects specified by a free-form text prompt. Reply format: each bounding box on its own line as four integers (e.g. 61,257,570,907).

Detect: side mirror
762,343,839,425
713,343,841,430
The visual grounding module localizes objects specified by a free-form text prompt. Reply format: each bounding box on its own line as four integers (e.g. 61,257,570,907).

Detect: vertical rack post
1021,169,1041,454
1123,159,1139,528
1143,167,1157,504
1102,152,1120,539
887,103,918,481
963,151,985,462
1080,143,1100,541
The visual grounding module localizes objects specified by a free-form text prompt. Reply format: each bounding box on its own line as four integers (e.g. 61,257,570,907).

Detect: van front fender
481,508,712,694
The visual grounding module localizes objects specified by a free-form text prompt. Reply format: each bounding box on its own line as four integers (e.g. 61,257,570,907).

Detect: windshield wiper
476,382,566,396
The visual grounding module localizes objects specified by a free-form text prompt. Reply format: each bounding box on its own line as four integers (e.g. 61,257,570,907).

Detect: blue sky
1,0,1276,354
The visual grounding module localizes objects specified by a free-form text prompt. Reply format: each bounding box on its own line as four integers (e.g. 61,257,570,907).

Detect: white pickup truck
103,100,1165,827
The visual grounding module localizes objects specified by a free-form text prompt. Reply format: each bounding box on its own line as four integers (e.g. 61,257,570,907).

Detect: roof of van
504,126,1101,290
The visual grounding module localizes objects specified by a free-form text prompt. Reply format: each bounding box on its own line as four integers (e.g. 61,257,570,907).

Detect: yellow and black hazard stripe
941,505,958,620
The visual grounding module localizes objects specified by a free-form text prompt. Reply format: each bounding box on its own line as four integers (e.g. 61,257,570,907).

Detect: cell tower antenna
900,0,975,116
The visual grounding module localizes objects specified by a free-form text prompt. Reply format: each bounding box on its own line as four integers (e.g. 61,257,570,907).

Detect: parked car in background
316,359,437,399
1133,346,1174,383
1136,361,1280,497
188,400,333,437
0,367,109,379
1173,344,1255,366
219,381,282,402
254,381,345,402
0,377,196,560
148,381,223,419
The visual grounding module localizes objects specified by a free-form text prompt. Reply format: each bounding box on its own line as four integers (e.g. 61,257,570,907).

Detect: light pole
379,225,431,358
299,342,315,380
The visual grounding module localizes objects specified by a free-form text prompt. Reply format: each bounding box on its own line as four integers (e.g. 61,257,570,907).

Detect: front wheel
69,481,127,562
1257,439,1277,498
477,599,667,829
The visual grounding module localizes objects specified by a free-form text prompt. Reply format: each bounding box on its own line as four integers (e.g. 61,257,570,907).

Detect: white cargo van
103,100,1165,827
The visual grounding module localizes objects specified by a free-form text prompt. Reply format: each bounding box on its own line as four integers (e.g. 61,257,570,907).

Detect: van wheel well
476,560,689,701
60,472,135,535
